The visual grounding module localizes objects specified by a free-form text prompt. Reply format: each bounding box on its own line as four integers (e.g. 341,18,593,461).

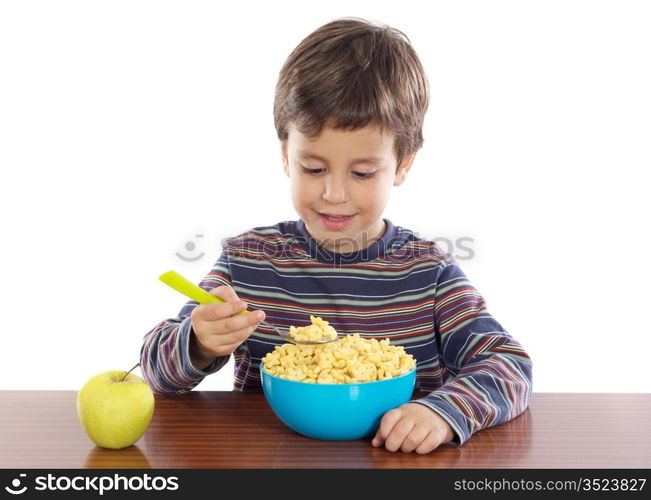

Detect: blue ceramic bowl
260,364,416,441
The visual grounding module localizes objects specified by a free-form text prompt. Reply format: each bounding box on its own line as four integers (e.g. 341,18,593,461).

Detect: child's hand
371,403,454,454
190,286,266,359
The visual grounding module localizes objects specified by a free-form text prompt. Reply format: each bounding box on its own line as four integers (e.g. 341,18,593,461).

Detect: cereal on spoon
289,314,338,342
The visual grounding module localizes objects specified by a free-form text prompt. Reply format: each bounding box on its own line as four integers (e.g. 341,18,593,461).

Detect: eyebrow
297,151,382,166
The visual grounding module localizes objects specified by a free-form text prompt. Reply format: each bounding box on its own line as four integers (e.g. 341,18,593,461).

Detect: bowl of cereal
260,318,416,441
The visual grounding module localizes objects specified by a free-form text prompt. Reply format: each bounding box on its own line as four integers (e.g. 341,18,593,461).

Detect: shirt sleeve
139,249,233,395
410,259,533,445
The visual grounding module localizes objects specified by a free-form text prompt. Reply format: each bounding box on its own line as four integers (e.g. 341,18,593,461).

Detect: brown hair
274,17,429,168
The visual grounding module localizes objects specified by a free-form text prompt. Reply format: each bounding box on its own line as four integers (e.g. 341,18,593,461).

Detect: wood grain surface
1,391,649,468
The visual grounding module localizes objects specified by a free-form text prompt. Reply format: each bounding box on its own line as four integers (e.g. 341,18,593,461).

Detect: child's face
282,122,414,253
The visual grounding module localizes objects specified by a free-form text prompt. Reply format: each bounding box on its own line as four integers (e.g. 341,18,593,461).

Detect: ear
281,141,290,177
393,152,417,186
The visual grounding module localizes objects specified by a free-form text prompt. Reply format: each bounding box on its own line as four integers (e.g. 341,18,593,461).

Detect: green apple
77,369,155,449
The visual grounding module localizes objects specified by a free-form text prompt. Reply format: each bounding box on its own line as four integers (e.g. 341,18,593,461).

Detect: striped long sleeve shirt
140,219,533,445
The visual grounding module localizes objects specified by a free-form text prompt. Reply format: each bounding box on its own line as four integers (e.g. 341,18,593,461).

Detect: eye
302,167,324,175
352,171,375,179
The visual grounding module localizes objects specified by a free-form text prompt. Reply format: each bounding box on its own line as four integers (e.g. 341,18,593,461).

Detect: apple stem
121,362,140,382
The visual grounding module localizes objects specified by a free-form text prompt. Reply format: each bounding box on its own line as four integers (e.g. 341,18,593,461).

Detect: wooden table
1,391,649,469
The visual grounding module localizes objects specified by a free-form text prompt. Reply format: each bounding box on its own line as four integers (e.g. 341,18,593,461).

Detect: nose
322,174,348,204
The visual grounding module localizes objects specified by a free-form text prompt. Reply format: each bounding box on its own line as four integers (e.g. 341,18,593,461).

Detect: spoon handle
159,270,249,316
159,270,331,344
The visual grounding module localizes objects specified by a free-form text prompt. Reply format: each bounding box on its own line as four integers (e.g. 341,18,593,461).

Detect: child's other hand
371,403,454,454
190,286,266,358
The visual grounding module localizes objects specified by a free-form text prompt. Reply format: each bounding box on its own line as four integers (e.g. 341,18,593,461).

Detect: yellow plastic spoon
158,270,338,345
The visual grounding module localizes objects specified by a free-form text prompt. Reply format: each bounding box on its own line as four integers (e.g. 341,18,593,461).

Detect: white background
1,0,649,392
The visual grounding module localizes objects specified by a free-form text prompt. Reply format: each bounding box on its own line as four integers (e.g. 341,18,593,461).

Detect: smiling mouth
319,213,355,220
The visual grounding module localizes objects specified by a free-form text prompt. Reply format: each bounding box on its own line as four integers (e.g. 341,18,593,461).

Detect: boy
141,17,533,454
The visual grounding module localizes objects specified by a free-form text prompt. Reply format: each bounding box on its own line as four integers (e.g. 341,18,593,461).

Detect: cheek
359,181,391,208
289,176,313,204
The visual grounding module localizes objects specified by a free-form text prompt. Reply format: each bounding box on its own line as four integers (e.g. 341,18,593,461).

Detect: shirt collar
292,218,401,264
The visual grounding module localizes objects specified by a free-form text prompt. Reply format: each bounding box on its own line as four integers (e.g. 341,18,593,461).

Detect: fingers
371,408,402,448
203,328,254,357
373,415,432,453
193,303,264,335
192,287,251,319
208,285,240,303
399,423,431,454
371,404,450,454
414,431,443,455
204,300,249,322
192,314,264,358
205,318,263,347
190,285,244,320
190,285,267,358
383,417,416,453
190,286,265,356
